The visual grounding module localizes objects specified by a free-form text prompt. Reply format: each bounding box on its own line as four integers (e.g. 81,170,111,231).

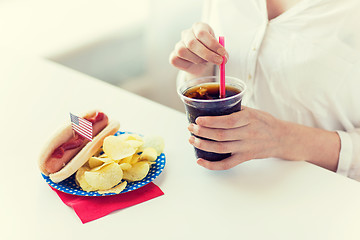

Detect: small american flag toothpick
70,113,93,141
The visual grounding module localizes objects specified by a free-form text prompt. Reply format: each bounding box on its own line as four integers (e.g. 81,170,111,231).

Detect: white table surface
1,55,360,240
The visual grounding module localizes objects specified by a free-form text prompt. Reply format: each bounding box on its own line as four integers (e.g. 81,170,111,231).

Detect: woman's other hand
188,107,340,171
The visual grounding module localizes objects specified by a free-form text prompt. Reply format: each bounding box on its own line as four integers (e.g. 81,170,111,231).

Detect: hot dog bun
38,111,120,183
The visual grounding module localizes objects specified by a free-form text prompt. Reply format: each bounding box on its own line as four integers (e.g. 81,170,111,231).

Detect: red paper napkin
51,182,164,224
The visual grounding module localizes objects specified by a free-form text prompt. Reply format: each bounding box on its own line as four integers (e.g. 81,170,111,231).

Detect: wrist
274,120,296,160
275,120,340,171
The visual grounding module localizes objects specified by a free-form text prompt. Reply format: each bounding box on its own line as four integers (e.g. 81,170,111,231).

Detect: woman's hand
188,107,284,170
169,22,228,78
188,107,341,171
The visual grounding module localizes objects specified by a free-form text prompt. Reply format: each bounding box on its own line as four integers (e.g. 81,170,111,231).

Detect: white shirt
182,0,360,180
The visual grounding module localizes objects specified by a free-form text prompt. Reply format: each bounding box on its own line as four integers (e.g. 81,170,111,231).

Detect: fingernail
224,54,229,63
194,137,200,146
189,136,195,144
189,124,200,134
217,48,226,56
214,56,223,65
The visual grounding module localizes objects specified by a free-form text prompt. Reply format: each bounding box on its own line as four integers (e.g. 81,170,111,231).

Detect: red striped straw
219,36,225,98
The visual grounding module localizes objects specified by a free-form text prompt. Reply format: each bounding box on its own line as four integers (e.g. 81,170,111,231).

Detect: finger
224,52,229,64
174,41,206,64
196,109,250,129
188,123,249,141
182,29,223,65
196,154,248,170
192,22,227,56
193,22,215,37
169,51,194,70
189,135,241,154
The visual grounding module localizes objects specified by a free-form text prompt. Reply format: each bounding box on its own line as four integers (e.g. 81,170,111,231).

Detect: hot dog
38,110,120,183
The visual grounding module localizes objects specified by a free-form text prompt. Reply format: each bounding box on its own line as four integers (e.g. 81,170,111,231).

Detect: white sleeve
336,129,360,181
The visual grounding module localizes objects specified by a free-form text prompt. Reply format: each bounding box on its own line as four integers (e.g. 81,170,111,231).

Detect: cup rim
177,76,247,103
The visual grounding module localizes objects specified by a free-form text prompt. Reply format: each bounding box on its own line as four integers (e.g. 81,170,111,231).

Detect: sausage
44,112,109,174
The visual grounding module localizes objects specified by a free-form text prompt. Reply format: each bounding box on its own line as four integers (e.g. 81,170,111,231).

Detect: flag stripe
72,123,92,135
78,132,92,141
74,130,92,141
72,124,92,135
72,124,92,138
74,126,90,135
79,118,92,126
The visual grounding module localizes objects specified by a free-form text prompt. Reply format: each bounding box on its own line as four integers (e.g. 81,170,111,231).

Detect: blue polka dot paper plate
42,131,166,196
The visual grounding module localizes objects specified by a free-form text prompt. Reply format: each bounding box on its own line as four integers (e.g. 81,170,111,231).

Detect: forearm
277,120,341,172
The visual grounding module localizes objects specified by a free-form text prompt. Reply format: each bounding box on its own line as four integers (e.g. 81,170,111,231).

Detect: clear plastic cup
178,76,247,161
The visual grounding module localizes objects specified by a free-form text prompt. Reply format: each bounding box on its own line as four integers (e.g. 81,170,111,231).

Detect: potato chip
97,181,127,194
89,161,113,172
85,162,123,190
88,156,112,169
119,162,132,171
140,147,157,161
76,132,164,193
103,135,136,160
126,139,143,149
75,166,97,192
123,161,150,182
93,147,103,157
119,155,132,164
130,154,140,164
117,134,143,142
138,135,165,156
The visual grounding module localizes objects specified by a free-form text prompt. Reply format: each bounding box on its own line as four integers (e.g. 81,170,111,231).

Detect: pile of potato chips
75,133,164,194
